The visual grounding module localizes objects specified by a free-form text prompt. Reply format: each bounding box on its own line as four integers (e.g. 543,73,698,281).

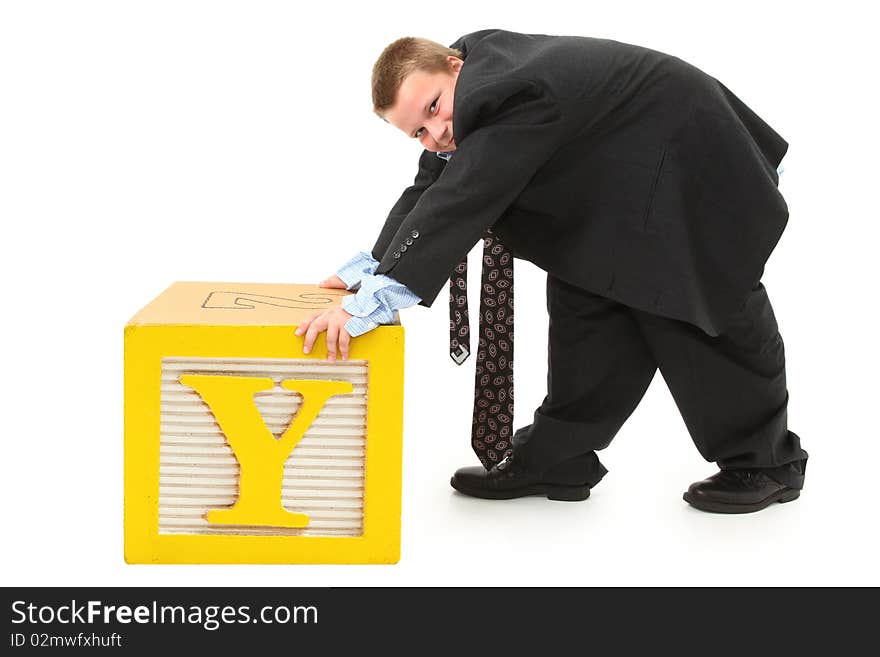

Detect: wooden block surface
127,281,397,326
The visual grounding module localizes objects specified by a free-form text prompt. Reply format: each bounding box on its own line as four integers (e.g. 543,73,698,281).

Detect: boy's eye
413,98,439,138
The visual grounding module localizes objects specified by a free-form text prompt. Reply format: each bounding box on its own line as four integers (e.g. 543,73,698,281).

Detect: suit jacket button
399,245,407,252
405,237,414,245
411,230,419,238
393,252,401,259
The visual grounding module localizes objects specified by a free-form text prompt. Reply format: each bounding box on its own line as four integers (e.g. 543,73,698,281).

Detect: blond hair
372,37,463,117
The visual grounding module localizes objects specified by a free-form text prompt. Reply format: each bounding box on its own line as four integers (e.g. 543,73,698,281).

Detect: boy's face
384,56,463,152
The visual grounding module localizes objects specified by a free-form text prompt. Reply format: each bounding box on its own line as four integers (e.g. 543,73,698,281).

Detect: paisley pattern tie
449,229,515,469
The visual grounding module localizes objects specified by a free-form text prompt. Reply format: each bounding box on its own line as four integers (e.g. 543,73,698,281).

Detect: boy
295,29,808,513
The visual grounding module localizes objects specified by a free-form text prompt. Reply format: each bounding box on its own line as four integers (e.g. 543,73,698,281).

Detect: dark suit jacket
371,29,789,336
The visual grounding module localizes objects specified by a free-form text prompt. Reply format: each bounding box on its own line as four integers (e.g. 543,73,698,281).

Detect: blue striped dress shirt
337,251,422,336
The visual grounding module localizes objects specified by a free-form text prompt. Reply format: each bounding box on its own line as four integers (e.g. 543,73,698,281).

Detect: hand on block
295,307,354,361
318,274,348,289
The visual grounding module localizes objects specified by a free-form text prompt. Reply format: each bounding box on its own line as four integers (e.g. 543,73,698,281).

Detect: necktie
449,229,514,470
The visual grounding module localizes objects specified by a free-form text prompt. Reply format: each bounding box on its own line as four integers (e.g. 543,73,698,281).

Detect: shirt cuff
336,251,380,290
340,274,421,337
343,314,381,337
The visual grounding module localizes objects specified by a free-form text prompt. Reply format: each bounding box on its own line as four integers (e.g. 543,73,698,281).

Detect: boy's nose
428,122,451,147
427,124,443,142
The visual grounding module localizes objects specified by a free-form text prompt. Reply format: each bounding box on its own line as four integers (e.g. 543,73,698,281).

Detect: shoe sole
450,477,590,501
682,488,800,514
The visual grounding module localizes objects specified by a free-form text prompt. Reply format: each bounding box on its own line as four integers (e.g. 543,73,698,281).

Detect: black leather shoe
450,452,591,501
683,469,801,514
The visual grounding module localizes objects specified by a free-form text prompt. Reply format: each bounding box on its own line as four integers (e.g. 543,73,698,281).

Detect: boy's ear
447,55,464,72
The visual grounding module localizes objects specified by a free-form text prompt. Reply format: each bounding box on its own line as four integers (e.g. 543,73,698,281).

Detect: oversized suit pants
511,275,809,489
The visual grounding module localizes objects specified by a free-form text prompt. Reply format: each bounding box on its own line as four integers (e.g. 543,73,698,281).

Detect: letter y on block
179,375,353,528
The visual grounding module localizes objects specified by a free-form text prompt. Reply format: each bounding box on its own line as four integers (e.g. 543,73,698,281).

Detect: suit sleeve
371,149,447,261
374,78,566,307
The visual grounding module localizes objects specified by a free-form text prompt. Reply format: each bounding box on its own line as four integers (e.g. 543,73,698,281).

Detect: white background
2,0,878,587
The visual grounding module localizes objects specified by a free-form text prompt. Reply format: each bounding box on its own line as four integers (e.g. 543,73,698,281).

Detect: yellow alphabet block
124,282,404,564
